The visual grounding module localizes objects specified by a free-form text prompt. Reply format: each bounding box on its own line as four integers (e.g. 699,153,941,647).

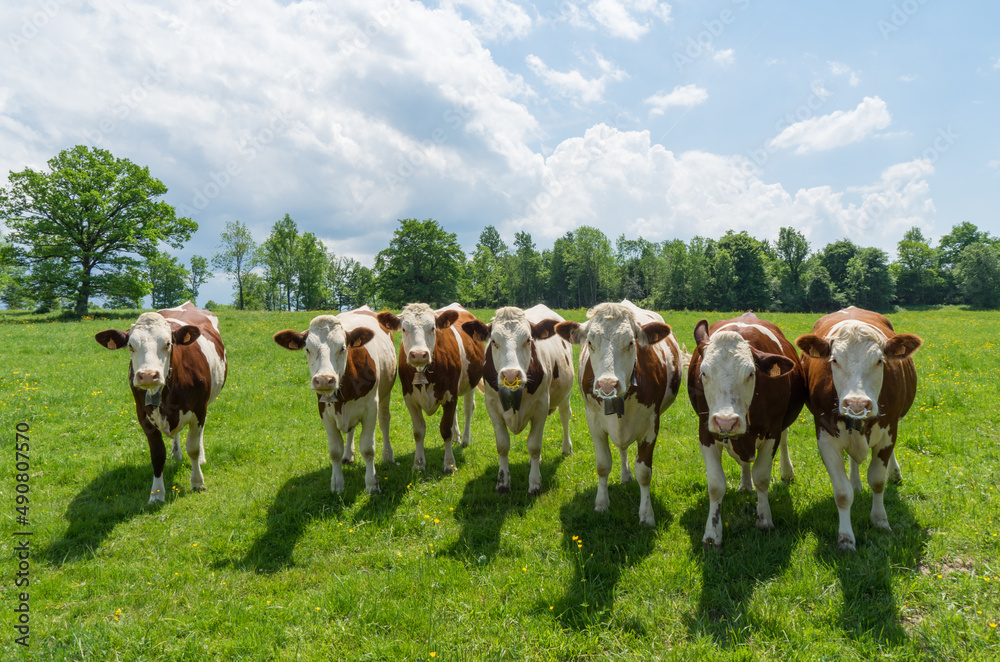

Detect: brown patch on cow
483,350,499,392
631,343,669,409
525,343,544,395
331,344,378,415
636,440,655,468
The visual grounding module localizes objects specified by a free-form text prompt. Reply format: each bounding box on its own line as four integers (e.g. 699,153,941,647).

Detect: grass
2,306,999,660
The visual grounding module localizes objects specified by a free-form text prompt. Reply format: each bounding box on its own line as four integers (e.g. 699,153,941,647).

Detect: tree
717,231,770,311
187,256,212,305
804,265,840,312
147,252,191,309
296,232,328,310
211,220,258,310
891,227,943,306
954,242,1000,308
820,240,859,294
615,235,658,306
0,237,32,309
466,226,509,308
0,145,196,316
261,214,300,311
569,226,613,307
843,247,895,310
374,218,465,308
775,227,810,310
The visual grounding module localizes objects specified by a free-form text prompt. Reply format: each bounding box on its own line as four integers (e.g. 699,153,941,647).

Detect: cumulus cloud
440,0,532,41
713,48,735,67
828,61,860,86
769,96,892,154
585,0,672,40
511,124,934,249
526,52,626,104
645,84,708,116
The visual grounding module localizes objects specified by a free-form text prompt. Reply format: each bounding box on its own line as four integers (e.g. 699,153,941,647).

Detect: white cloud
645,84,708,116
440,0,532,41
899,74,917,82
586,0,672,40
713,48,735,67
511,124,935,251
526,53,626,104
828,61,860,86
769,96,892,154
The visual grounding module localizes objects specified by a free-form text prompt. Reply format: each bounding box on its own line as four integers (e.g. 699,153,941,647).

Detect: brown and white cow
461,305,574,495
273,307,397,495
687,313,807,548
95,302,227,504
796,306,922,552
376,303,485,474
556,300,682,526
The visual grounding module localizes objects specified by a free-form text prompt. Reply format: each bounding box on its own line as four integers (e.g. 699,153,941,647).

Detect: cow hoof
495,484,510,494
460,438,471,449
837,534,856,553
781,474,795,483
191,485,206,493
871,517,892,531
594,499,609,513
366,484,381,496
443,463,456,476
528,486,542,497
343,457,355,466
756,520,775,532
148,495,165,505
413,458,426,472
702,537,722,550
639,515,655,527
382,452,396,465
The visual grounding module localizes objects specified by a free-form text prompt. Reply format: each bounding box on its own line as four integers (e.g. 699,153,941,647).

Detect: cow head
95,313,201,392
796,322,922,420
557,303,670,407
693,320,795,438
274,315,374,396
466,307,556,412
377,304,459,376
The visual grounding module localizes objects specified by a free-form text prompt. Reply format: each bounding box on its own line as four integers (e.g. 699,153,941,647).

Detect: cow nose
843,396,873,417
499,368,524,388
312,374,337,392
408,350,430,365
712,415,741,435
135,370,160,386
595,378,621,397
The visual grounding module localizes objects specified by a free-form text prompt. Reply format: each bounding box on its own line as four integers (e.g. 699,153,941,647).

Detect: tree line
3,146,999,314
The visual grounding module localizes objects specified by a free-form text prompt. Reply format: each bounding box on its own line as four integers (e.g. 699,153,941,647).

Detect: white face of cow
302,317,351,394
95,313,201,392
827,324,888,419
398,304,438,370
581,310,640,399
699,331,755,437
489,312,533,389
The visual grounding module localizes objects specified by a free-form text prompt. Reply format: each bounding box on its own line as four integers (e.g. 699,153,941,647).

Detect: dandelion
434,519,440,524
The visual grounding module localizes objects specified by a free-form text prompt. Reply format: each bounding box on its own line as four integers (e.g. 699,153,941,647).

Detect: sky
2,0,999,306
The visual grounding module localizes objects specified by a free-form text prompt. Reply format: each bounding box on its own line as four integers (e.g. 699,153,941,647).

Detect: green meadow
1,306,999,661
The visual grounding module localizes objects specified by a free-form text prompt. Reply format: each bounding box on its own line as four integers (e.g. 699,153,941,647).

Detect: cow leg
868,429,894,531
738,460,753,492
526,413,546,496
343,428,355,465
701,441,726,548
558,398,572,456
323,417,347,494
145,428,168,505
635,439,656,527
492,416,513,494
407,398,428,472
358,409,381,495
778,429,794,482
817,430,856,552
461,390,475,448
620,447,633,484
171,434,183,461
378,392,394,464
849,457,863,493
887,448,902,484
753,437,777,531
593,431,613,513
185,421,207,492
439,399,459,475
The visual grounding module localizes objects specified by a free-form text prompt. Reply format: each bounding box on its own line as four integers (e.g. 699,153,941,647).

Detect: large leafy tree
374,218,464,308
954,242,1000,308
296,232,328,310
717,230,770,311
261,214,300,311
147,252,191,309
466,225,509,308
0,145,195,316
892,227,943,306
211,220,258,310
843,247,895,310
187,255,212,306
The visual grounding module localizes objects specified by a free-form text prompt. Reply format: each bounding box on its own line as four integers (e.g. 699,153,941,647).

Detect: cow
556,300,682,526
375,303,485,474
461,305,574,495
796,306,922,552
273,307,397,495
687,312,807,548
95,302,227,504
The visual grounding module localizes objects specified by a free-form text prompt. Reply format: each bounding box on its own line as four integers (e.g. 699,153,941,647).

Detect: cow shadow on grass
444,456,564,567
801,482,929,645
45,463,181,565
550,484,668,632
230,454,416,574
680,480,801,645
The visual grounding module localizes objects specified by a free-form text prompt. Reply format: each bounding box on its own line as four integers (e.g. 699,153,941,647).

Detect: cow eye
128,345,136,353
830,356,838,365
744,373,753,382
491,340,499,349
876,358,884,366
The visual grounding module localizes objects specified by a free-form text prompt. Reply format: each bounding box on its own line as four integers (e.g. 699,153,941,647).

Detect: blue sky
2,0,998,305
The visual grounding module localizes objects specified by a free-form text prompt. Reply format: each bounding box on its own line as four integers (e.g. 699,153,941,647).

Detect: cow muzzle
710,414,745,438
841,396,875,419
134,370,162,390
312,374,339,394
497,369,525,412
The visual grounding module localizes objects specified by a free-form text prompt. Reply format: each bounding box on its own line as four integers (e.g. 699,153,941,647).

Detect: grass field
2,306,999,661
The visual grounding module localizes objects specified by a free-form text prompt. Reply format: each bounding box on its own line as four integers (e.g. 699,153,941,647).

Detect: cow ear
531,318,558,340
377,311,400,333
95,329,128,350
173,325,201,346
638,322,671,346
555,321,581,344
796,334,830,360
462,319,490,342
693,319,710,347
347,327,375,348
885,333,922,360
436,309,459,330
751,348,796,378
274,329,308,351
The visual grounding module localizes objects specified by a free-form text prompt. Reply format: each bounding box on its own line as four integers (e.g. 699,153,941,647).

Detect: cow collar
319,391,340,404
601,361,638,418
844,417,865,432
413,365,431,387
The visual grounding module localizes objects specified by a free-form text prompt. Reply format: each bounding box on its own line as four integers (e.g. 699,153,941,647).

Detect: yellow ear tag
289,341,299,350
182,333,192,344
769,364,781,377
107,340,117,350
